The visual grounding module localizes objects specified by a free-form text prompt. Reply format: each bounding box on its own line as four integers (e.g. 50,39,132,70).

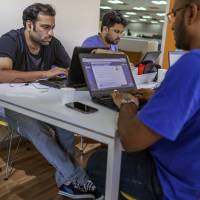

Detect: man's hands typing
43,67,69,79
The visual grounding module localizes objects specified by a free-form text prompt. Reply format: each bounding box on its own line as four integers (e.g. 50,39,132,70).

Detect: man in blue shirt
87,0,200,199
82,10,128,52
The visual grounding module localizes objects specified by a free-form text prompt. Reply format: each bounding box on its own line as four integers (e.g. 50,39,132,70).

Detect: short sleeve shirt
82,34,118,52
138,50,200,200
0,28,71,71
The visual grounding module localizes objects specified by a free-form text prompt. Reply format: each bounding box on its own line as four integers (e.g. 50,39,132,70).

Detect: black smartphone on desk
65,102,98,114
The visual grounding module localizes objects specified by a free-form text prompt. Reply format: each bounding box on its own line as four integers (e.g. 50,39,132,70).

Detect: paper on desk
4,84,49,98
132,70,157,85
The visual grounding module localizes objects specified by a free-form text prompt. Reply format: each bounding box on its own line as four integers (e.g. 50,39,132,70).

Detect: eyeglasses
167,6,187,23
167,4,200,23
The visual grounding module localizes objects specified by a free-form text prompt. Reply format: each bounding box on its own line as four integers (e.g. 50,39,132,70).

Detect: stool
0,118,22,180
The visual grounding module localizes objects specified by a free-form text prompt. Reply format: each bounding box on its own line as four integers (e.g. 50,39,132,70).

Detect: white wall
0,0,100,57
127,23,163,37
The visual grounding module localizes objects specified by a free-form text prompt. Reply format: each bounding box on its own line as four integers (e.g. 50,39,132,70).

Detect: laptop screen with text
80,54,136,94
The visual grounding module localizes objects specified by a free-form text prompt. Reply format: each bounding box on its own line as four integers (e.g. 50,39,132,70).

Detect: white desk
0,83,121,200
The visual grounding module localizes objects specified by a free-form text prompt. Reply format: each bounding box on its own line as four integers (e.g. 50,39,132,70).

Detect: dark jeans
87,149,162,200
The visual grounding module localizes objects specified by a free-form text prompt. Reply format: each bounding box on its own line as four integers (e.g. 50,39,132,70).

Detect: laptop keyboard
38,79,67,89
93,96,119,111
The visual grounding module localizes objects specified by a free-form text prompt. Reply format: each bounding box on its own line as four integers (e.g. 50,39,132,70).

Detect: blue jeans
5,109,89,188
87,149,162,200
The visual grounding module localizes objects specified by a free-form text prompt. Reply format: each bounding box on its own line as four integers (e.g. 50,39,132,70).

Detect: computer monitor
67,47,108,88
168,51,185,67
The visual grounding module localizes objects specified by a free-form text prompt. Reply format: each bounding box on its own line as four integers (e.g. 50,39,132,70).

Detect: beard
105,34,120,45
174,20,190,50
30,34,52,46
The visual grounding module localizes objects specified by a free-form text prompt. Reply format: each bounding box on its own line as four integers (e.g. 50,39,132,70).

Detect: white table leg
105,137,122,200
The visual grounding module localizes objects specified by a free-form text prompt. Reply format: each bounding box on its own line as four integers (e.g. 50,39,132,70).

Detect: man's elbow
120,135,147,152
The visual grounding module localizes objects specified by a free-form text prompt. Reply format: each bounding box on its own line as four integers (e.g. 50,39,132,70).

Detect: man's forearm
118,102,161,152
0,70,46,83
118,103,138,136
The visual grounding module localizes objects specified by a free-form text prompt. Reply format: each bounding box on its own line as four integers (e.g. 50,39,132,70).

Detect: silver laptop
79,53,137,110
168,51,185,67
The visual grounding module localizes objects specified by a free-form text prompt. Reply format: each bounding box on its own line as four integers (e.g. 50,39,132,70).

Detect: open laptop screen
168,51,185,67
141,51,161,63
80,54,136,93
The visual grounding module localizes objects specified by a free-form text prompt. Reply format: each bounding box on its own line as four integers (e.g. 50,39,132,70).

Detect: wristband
121,98,139,109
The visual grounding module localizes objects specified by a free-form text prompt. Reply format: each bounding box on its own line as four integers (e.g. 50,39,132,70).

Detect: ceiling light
108,0,124,4
156,13,165,16
139,19,147,22
143,16,152,19
123,15,129,18
151,20,158,23
126,12,137,15
152,1,167,5
159,20,165,23
100,6,112,10
130,20,137,23
133,7,147,11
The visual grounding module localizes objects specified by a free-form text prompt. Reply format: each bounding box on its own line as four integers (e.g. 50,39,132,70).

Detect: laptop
168,51,185,67
67,47,108,88
79,53,137,110
39,47,108,89
38,75,67,89
141,51,161,63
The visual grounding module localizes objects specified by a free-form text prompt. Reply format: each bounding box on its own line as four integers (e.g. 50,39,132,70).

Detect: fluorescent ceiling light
139,19,147,22
159,20,165,23
151,20,158,23
100,6,112,9
152,1,167,5
133,7,147,11
123,15,129,18
130,20,137,23
108,0,124,4
156,13,165,16
143,16,152,19
126,12,137,15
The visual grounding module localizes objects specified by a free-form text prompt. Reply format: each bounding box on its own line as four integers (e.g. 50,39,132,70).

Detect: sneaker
58,180,104,200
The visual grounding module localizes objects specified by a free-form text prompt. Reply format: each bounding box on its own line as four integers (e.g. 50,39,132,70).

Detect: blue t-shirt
82,34,118,52
138,50,200,200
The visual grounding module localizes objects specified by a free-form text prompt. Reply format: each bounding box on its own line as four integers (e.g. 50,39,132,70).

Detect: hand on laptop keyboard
44,67,68,79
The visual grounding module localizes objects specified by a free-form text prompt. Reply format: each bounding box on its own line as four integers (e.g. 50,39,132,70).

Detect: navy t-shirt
138,50,200,199
82,34,118,52
0,28,71,71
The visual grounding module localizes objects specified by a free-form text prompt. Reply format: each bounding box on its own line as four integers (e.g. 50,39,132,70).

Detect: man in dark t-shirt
0,3,103,200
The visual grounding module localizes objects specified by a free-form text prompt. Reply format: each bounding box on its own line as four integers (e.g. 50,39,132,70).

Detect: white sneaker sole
58,190,95,199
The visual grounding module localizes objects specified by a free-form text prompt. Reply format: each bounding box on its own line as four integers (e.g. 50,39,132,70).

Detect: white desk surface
0,83,118,141
0,83,122,200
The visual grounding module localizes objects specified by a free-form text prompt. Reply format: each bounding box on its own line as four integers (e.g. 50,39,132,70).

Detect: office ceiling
100,0,168,23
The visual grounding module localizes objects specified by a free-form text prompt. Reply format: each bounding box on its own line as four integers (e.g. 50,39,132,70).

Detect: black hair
22,3,56,28
101,10,128,31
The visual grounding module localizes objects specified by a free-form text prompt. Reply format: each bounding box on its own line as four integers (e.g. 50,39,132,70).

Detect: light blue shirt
82,34,118,52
